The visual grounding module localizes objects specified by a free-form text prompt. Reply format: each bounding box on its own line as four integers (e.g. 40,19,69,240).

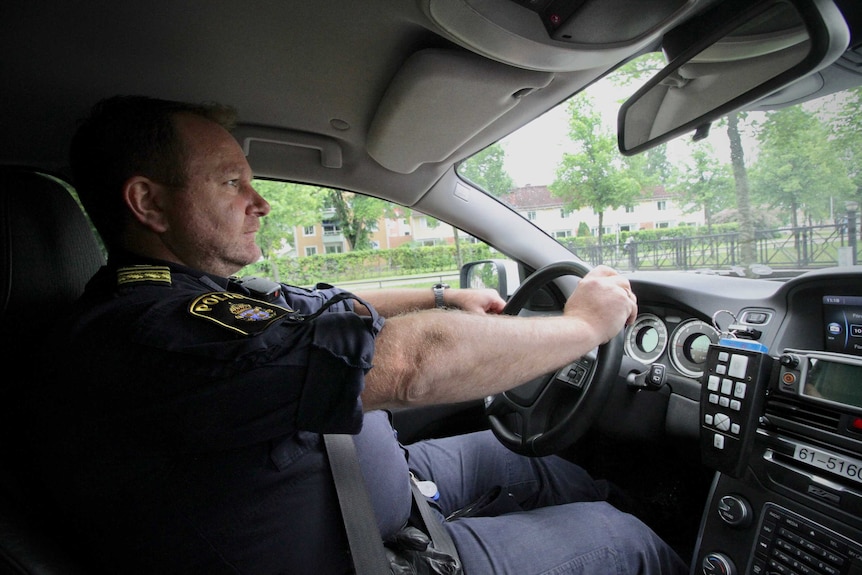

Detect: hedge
243,242,493,285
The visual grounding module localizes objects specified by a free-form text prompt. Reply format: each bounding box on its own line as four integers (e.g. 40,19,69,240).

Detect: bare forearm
361,309,602,411
354,289,435,317
359,266,637,411
355,287,505,317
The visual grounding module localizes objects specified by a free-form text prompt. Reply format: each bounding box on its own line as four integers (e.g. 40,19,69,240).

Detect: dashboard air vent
765,397,841,433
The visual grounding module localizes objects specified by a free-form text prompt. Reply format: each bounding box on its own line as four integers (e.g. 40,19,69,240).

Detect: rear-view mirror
618,0,849,155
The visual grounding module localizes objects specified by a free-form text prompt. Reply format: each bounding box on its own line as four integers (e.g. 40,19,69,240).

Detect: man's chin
240,249,264,268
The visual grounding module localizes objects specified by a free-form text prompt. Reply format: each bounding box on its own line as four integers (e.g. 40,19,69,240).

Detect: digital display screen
823,295,862,356
803,356,862,410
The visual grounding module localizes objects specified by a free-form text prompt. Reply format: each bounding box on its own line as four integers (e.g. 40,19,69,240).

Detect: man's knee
602,507,689,574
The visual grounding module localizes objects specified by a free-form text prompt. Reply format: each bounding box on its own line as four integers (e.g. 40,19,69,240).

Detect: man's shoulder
71,264,224,334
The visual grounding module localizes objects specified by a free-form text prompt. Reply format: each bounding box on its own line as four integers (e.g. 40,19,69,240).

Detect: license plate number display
792,444,862,485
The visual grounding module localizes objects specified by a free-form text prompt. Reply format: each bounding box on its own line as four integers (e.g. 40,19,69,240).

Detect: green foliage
254,180,324,261
621,224,739,242
327,190,388,250
833,88,862,200
458,143,514,197
672,143,734,231
245,242,493,286
550,94,642,243
751,105,854,225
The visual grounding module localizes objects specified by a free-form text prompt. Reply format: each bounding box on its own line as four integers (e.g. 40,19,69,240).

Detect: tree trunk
597,211,604,265
727,112,757,273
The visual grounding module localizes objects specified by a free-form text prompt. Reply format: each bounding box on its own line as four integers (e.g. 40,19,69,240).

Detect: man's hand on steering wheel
563,265,638,344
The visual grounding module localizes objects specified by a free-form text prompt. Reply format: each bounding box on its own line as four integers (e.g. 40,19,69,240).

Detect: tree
253,180,324,280
726,112,758,270
550,94,642,247
673,143,733,233
458,143,514,197
641,145,677,188
831,87,862,210
751,105,853,226
327,190,389,250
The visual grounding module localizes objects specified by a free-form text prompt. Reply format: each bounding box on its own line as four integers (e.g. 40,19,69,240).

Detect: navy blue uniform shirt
32,256,412,574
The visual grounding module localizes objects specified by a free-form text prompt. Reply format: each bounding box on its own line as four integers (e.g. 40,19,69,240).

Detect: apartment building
291,185,703,256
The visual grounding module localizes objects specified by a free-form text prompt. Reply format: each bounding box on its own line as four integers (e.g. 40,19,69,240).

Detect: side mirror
618,0,849,155
459,259,520,298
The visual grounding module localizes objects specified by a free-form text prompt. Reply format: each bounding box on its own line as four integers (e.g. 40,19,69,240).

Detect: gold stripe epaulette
117,265,172,286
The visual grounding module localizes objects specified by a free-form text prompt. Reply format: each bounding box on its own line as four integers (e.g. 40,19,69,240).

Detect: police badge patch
188,292,294,335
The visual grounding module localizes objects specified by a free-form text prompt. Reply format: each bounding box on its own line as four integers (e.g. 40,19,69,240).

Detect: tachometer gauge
669,319,720,378
624,313,669,364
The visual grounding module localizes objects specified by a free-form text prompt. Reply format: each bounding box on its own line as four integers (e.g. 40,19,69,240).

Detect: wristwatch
432,283,449,308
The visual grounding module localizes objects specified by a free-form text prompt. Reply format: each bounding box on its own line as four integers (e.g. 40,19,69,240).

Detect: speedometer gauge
624,313,668,364
669,319,720,378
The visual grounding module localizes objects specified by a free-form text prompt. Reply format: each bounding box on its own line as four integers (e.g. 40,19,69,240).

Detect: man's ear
123,176,170,233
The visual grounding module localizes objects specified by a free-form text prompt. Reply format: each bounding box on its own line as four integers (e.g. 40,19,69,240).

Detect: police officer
32,96,687,574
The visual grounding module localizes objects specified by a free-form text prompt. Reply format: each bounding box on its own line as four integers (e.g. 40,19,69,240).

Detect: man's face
161,114,270,277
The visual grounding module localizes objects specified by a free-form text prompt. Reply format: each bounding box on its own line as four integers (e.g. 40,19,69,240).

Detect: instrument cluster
624,312,721,379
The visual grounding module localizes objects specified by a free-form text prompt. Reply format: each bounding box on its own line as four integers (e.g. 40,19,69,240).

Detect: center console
692,296,862,575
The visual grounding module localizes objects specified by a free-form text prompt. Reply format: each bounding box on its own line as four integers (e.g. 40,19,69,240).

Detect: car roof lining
2,0,860,214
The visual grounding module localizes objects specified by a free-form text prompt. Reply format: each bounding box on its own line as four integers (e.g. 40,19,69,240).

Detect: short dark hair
69,95,237,251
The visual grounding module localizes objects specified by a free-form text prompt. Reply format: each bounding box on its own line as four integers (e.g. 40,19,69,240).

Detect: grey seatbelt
324,433,390,574
409,480,462,571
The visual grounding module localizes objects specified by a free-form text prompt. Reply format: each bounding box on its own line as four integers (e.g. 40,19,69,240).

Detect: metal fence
565,220,859,274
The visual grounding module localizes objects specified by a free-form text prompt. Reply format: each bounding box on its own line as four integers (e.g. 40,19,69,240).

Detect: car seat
0,168,105,574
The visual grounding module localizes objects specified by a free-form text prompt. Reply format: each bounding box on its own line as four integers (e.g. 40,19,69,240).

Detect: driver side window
240,181,509,292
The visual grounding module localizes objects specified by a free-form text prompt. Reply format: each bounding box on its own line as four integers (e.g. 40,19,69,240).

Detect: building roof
501,185,560,209
502,184,670,210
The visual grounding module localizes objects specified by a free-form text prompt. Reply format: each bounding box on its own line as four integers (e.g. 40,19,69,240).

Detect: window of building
305,246,317,256
527,210,537,221
560,209,570,219
325,245,344,254
322,220,342,236
553,230,572,238
303,225,315,236
657,222,670,229
657,200,667,211
625,206,635,213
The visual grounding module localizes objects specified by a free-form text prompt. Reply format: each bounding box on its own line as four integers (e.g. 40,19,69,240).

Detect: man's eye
226,179,239,188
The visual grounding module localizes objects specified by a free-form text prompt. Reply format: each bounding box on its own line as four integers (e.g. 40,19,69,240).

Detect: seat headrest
0,169,105,359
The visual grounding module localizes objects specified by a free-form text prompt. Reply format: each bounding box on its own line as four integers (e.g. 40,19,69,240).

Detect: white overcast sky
498,74,767,188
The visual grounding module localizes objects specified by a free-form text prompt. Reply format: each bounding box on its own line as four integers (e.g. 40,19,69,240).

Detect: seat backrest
0,168,105,574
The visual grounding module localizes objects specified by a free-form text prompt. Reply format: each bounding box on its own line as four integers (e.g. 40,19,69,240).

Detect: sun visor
367,49,553,174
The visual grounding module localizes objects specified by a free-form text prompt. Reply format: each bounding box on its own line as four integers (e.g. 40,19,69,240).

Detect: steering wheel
485,261,624,457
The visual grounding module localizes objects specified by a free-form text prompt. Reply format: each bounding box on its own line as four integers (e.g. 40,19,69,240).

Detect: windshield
459,53,862,278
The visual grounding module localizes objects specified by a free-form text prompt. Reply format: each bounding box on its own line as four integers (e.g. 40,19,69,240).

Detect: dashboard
621,267,862,575
625,268,862,382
